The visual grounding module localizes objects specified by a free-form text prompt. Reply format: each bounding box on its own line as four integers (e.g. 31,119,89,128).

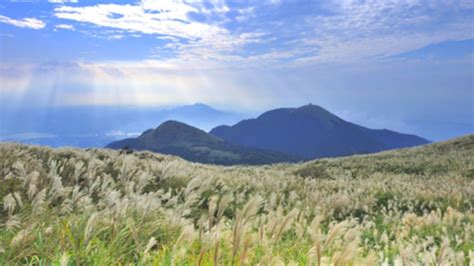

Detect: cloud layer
47,0,474,66
0,15,45,29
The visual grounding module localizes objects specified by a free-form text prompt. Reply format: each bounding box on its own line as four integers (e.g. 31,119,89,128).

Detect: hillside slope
293,133,474,179
210,104,430,159
0,134,472,264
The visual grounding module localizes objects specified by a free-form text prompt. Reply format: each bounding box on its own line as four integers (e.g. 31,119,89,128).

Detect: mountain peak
190,103,213,108
177,103,217,112
293,104,335,117
147,120,219,144
296,103,327,112
210,105,429,159
139,121,198,138
157,120,194,130
107,120,298,165
256,104,342,127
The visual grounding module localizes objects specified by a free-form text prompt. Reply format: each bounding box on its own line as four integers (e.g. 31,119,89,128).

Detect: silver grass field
0,135,473,265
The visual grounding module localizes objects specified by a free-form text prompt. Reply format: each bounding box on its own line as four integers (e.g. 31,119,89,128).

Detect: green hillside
0,135,473,265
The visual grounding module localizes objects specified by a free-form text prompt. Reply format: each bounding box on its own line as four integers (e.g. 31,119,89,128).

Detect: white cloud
54,1,225,40
0,15,45,29
236,7,255,22
51,0,474,68
289,0,474,64
53,0,266,64
55,24,75,30
49,0,78,3
267,0,281,6
108,34,124,40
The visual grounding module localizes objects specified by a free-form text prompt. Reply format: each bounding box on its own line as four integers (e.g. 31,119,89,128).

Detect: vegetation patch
0,135,473,264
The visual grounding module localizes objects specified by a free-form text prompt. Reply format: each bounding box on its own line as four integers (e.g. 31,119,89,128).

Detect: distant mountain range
210,104,430,159
0,103,247,148
107,120,297,165
107,104,430,164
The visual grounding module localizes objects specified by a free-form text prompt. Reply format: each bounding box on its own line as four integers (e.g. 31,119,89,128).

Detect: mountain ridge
210,104,430,159
107,120,299,165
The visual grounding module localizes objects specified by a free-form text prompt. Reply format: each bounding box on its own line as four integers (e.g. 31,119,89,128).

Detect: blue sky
0,0,473,140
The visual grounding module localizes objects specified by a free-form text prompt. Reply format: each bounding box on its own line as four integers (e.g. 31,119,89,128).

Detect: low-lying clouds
0,61,277,110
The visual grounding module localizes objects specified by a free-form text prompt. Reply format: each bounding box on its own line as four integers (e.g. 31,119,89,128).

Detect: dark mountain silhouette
107,120,298,165
210,104,430,159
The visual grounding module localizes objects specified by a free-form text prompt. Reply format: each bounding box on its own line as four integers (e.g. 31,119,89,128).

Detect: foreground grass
0,135,473,265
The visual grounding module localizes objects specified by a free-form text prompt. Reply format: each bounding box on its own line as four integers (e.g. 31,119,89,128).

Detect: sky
0,0,473,141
